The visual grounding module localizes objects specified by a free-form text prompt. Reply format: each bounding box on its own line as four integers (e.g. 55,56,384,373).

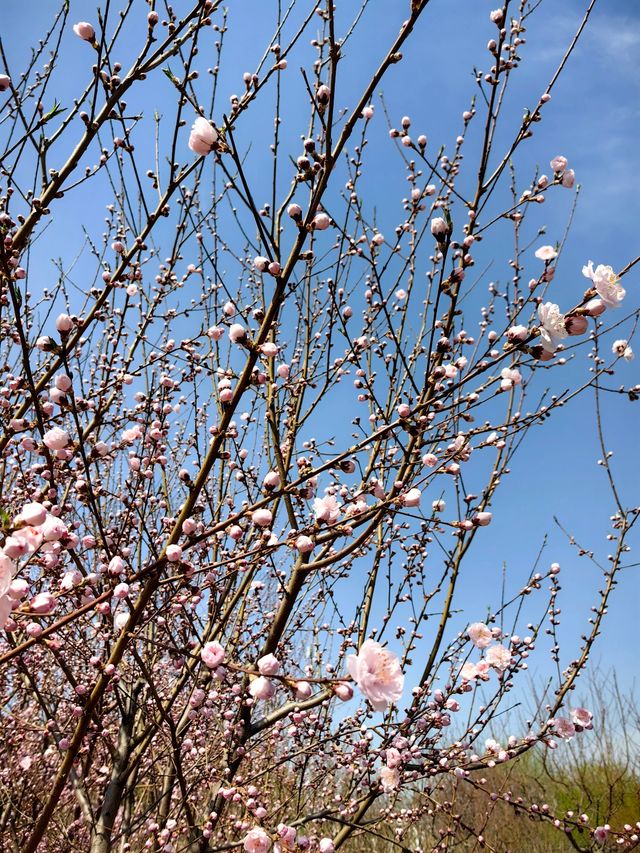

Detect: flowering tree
0,1,638,851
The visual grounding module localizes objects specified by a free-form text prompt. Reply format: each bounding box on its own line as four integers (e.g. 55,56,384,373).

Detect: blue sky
2,0,639,704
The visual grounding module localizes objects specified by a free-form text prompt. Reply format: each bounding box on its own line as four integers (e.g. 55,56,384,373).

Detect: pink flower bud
397,404,411,419
43,427,70,450
259,342,278,358
333,682,353,701
30,592,57,615
257,653,280,675
73,21,96,41
473,511,492,526
430,217,448,240
108,556,126,575
565,315,588,336
506,324,528,344
294,680,313,700
253,256,269,272
584,298,606,317
276,363,290,378
228,323,246,343
0,75,11,92
287,203,302,219
16,502,47,526
399,488,421,508
295,535,314,554
313,212,331,230
561,169,575,188
263,470,281,489
55,313,73,333
229,525,243,540
316,84,331,104
165,544,183,562
550,155,568,173
113,583,129,599
251,508,273,527
188,116,218,156
249,676,275,700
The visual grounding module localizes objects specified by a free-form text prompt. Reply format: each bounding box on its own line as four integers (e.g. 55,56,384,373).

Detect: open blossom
188,116,218,156
468,622,492,649
485,644,511,672
553,716,576,739
537,302,567,353
313,495,341,524
201,641,225,668
582,261,625,309
243,827,271,853
380,766,401,792
570,707,593,729
43,427,70,450
534,245,557,262
347,639,404,712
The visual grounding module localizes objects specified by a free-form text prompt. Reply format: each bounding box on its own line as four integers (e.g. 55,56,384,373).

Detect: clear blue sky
2,0,638,700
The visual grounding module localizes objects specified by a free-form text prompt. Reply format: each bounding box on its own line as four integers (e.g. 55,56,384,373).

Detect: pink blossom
201,641,225,668
121,424,142,444
347,639,404,712
43,427,70,450
257,653,280,675
460,662,478,681
422,453,438,468
243,827,271,853
73,21,95,41
399,488,421,508
0,74,11,92
313,495,341,525
319,840,335,853
0,595,11,628
380,766,400,792
468,622,492,649
570,707,593,730
188,117,218,156
582,261,625,309
561,169,575,188
594,827,608,844
276,824,296,850
553,716,576,739
0,554,15,597
259,343,278,358
550,155,568,173
485,644,511,672
249,676,275,700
